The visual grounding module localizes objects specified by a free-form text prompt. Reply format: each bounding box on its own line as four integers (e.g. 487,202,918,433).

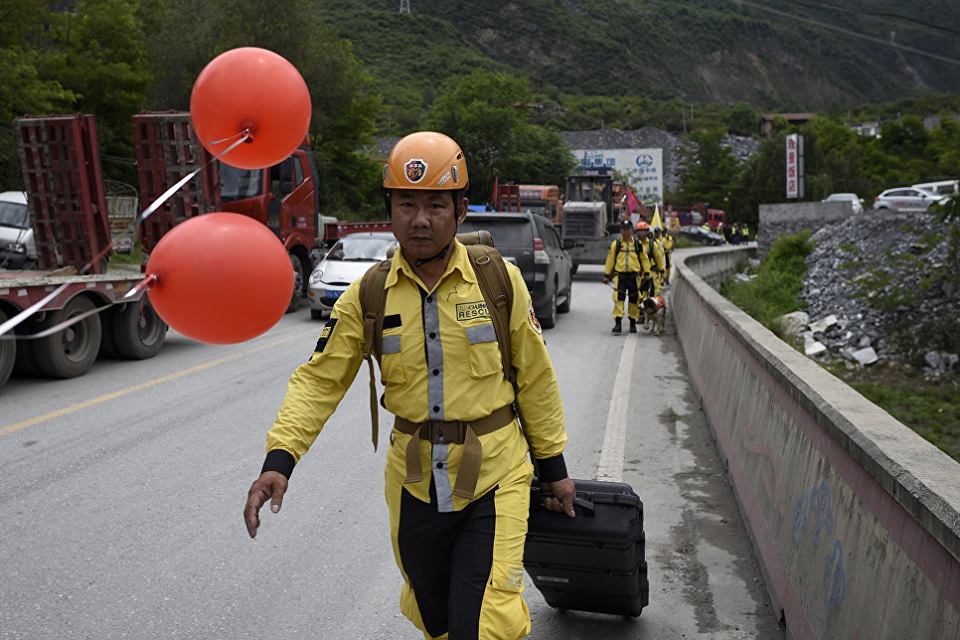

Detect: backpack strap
358,259,392,451
464,244,515,388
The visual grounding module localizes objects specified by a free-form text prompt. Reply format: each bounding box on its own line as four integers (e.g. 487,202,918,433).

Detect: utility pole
399,0,411,14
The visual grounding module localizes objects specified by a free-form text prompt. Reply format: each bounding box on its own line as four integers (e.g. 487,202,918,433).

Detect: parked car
0,191,35,269
679,225,725,246
458,212,572,329
912,180,959,196
307,232,396,320
822,193,864,215
873,187,949,213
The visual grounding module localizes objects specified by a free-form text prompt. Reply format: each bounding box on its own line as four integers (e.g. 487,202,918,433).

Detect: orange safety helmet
383,131,469,191
635,221,650,231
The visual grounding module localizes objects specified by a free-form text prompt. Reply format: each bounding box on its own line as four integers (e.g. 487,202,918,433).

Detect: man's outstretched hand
244,471,288,538
539,477,577,518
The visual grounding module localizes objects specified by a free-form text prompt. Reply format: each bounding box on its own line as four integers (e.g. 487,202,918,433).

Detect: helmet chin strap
413,225,458,268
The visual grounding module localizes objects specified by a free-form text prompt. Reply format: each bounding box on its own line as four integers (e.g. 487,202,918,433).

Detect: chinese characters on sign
571,148,663,205
786,134,805,199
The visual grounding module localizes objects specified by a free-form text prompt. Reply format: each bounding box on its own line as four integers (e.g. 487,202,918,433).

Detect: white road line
595,335,637,482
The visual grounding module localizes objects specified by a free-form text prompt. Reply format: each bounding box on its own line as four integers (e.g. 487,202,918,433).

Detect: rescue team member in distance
603,219,646,334
243,131,576,640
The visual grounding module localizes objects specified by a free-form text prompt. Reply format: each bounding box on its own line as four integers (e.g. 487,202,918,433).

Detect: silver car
822,193,864,215
307,232,397,320
873,187,948,213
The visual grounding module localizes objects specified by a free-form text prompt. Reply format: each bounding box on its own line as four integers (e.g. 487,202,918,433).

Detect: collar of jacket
385,239,478,291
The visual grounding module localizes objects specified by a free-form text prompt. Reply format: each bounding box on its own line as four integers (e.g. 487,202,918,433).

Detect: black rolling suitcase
524,479,649,617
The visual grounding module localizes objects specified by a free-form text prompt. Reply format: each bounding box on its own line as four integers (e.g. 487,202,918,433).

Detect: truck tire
34,295,102,379
113,298,167,360
0,308,15,389
286,253,304,314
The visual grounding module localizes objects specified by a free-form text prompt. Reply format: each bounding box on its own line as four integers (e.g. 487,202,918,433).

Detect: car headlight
3,242,26,254
309,268,324,284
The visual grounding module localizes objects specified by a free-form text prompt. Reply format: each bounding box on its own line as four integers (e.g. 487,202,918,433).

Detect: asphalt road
0,265,782,640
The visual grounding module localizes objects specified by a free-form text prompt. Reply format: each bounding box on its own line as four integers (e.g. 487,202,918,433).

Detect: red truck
132,112,323,309
0,112,329,390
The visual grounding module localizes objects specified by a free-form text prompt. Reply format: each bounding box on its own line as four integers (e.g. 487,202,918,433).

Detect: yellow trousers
386,456,534,640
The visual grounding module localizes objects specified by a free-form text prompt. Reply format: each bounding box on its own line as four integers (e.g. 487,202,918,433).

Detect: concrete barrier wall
671,246,960,640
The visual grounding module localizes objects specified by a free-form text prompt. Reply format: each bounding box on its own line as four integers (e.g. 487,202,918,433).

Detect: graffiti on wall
792,481,847,610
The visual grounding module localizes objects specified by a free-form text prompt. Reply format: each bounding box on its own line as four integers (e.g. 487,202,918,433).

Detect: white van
0,191,36,269
912,180,959,197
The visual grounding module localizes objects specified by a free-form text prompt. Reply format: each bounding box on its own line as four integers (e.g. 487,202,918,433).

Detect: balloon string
0,130,250,339
0,302,113,341
120,273,158,301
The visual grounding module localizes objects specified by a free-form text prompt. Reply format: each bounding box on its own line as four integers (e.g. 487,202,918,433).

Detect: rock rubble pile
795,212,959,374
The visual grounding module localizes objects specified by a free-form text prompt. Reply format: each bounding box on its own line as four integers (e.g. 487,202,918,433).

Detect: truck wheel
34,296,102,379
113,298,167,359
0,308,15,389
286,254,304,314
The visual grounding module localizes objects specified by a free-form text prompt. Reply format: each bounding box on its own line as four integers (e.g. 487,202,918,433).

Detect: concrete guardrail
671,245,960,640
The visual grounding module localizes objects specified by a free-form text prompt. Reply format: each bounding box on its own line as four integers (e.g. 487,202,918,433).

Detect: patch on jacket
456,301,489,321
314,318,338,353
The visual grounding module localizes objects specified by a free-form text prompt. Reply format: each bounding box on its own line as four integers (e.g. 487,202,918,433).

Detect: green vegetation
827,363,960,463
720,231,814,338
424,71,576,202
723,231,960,463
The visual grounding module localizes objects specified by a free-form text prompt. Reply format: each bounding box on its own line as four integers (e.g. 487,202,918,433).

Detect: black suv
459,212,573,328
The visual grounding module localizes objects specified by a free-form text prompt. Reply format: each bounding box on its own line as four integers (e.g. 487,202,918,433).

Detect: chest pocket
465,322,501,378
380,329,406,383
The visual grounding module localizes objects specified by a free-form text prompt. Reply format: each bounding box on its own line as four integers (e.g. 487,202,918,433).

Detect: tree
140,0,382,214
676,128,741,211
0,2,75,189
425,71,575,203
42,0,151,180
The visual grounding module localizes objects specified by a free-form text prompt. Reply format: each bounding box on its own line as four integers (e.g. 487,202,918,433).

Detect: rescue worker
603,219,646,333
741,224,751,244
662,228,675,284
652,227,668,290
243,132,576,640
730,223,740,245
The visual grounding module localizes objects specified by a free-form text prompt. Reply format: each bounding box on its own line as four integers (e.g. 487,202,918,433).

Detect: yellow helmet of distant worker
383,131,469,191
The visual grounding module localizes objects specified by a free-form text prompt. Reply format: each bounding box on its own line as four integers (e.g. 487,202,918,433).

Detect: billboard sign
786,134,805,199
572,148,663,204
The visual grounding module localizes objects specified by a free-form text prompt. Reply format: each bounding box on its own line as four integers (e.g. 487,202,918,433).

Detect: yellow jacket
650,238,666,272
604,237,647,275
264,241,567,512
664,235,674,252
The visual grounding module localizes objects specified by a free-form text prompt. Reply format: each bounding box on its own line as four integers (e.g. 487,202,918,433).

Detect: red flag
626,188,639,214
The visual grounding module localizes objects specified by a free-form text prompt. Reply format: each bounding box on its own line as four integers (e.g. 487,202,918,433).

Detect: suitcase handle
538,494,596,517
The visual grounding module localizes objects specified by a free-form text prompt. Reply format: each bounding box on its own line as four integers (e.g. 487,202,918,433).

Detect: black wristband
261,449,296,479
536,453,568,483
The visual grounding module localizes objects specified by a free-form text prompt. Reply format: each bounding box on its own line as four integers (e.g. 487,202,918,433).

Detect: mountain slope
318,0,960,126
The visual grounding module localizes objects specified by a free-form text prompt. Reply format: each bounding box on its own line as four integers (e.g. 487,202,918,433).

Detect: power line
783,0,960,38
726,0,960,66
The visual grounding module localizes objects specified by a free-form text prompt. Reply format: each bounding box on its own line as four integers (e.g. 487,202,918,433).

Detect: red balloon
146,213,294,344
190,47,311,170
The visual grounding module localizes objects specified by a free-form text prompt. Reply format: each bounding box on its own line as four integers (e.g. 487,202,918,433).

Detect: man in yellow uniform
243,131,575,640
662,229,675,284
652,227,668,290
635,221,662,297
603,220,646,334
